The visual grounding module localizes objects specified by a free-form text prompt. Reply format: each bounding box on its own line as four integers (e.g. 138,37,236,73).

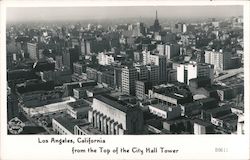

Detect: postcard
0,0,249,159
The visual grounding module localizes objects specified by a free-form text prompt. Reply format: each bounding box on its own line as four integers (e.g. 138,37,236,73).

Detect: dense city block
7,8,244,135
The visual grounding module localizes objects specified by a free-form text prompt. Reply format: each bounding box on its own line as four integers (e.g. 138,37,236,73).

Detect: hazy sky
7,6,243,22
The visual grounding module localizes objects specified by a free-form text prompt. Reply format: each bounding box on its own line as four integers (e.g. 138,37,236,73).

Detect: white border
1,1,249,160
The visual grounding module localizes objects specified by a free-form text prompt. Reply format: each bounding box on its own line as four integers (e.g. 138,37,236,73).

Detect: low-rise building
67,99,91,119
211,113,238,132
52,117,86,135
148,103,181,120
180,101,202,116
73,87,87,99
86,87,110,98
193,119,214,134
162,117,192,134
74,123,102,135
149,89,193,106
21,97,75,117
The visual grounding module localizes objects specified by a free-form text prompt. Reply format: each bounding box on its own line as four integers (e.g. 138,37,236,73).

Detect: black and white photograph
6,5,245,135
1,1,249,160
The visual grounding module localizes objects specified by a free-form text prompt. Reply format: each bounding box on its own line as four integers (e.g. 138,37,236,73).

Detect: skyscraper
150,54,167,83
121,66,137,95
81,39,91,56
135,65,148,81
27,42,39,60
62,47,79,72
114,67,122,91
146,64,159,85
142,50,151,65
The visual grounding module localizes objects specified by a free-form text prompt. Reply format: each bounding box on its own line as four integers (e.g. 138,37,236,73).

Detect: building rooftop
193,119,213,127
76,123,102,135
53,117,87,134
210,83,230,90
181,101,201,108
163,116,190,125
95,95,130,113
67,99,90,109
206,105,232,118
86,87,110,94
63,80,96,86
198,97,217,104
22,97,76,116
218,113,238,122
156,91,191,100
149,103,176,112
86,65,115,73
153,83,175,89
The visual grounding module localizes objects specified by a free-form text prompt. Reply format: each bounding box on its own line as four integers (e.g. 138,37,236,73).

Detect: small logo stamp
8,117,25,134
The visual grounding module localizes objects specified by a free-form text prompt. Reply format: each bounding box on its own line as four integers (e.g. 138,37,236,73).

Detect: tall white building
86,41,91,55
177,62,214,85
81,39,91,56
98,52,114,66
182,24,187,33
142,50,151,65
27,42,39,60
121,66,138,95
156,44,165,55
205,50,232,70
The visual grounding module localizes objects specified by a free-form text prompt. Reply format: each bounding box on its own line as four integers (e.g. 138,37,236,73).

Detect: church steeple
152,10,161,32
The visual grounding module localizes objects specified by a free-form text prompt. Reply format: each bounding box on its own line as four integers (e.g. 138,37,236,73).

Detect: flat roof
86,87,110,93
77,123,102,135
156,91,189,100
193,119,213,127
217,113,238,121
74,87,88,92
181,101,201,107
149,104,175,112
198,97,217,103
22,97,76,116
67,99,90,109
163,117,190,125
95,95,129,113
53,117,87,134
63,80,96,86
206,106,232,117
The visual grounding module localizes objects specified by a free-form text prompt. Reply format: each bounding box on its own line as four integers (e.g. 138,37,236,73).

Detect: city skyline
6,4,244,136
7,6,243,22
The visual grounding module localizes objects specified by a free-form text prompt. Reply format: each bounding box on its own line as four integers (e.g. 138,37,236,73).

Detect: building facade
177,62,214,85
121,66,137,95
27,42,39,60
150,54,167,83
165,44,180,60
135,81,152,100
205,50,232,70
88,95,144,135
